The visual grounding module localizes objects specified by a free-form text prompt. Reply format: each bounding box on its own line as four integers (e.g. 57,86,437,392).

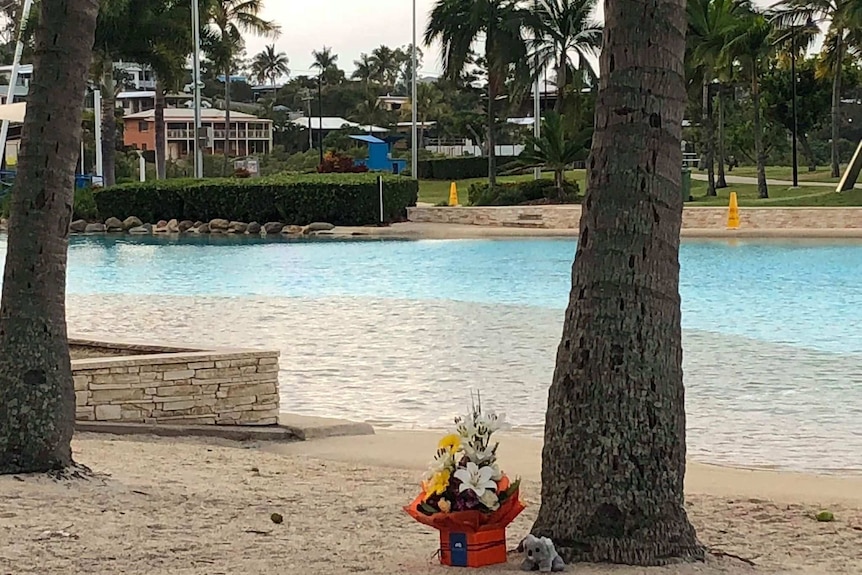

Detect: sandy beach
0,430,859,574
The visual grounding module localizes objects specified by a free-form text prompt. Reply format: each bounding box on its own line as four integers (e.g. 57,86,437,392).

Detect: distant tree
425,0,528,186
311,45,344,84
0,0,99,474
204,0,280,170
721,10,776,198
252,44,289,86
526,0,602,113
516,111,588,197
761,56,831,170
352,53,377,87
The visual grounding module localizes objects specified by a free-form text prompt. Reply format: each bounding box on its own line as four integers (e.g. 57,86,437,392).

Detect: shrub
416,157,510,180
317,151,368,173
93,173,418,226
468,179,580,206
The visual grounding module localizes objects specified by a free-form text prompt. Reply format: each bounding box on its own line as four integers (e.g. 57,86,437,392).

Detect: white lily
475,412,505,436
454,462,497,498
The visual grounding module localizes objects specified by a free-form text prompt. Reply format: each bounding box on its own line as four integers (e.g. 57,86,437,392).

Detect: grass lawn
418,168,862,207
718,165,841,183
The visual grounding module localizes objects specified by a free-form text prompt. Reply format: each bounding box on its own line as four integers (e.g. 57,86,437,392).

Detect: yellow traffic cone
727,191,740,229
448,182,459,206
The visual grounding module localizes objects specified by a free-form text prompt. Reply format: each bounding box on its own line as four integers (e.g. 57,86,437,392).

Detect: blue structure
349,135,408,174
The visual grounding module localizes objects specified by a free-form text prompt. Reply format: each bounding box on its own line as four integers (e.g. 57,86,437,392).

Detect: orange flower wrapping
403,476,525,534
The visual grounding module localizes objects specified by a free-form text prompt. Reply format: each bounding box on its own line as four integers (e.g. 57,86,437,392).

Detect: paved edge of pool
75,413,376,442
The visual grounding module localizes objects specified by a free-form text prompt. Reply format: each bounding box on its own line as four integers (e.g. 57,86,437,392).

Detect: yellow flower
438,433,461,454
424,469,451,498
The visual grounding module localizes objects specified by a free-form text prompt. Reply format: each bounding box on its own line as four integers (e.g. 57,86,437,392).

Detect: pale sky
250,0,816,80
254,0,445,78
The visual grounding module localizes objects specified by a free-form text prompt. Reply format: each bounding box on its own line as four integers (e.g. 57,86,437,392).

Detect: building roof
396,121,436,128
0,64,33,75
123,108,270,122
291,116,387,133
349,135,386,144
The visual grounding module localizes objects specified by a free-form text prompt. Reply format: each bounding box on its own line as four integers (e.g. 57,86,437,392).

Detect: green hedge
468,179,580,206
93,174,418,226
1,187,98,220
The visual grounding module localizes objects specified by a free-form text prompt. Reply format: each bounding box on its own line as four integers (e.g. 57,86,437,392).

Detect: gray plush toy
517,534,566,572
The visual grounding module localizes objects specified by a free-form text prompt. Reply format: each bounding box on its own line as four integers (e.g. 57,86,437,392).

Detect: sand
1,430,860,575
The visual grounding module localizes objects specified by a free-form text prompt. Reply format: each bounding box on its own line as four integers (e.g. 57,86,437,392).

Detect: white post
93,89,103,185
410,0,418,180
138,152,146,182
191,0,204,178
0,0,34,168
533,58,541,181
80,140,85,173
378,175,384,223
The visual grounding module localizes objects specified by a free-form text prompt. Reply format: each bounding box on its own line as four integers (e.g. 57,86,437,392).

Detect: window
138,121,149,132
141,144,147,151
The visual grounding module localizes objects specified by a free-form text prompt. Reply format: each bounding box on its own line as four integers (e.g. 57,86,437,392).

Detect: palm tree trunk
0,0,99,474
701,79,715,196
752,71,767,199
224,64,232,175
487,80,497,187
830,32,843,179
555,53,566,113
798,132,816,172
101,59,117,187
155,77,166,179
530,0,704,563
716,84,727,188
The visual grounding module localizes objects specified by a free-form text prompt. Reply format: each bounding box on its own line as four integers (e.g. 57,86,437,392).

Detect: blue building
349,135,407,174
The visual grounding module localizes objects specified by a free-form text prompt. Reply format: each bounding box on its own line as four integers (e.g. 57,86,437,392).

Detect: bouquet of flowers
404,396,525,566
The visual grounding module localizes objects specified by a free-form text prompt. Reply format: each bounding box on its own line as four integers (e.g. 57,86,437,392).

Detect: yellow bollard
727,191,740,229
448,182,459,206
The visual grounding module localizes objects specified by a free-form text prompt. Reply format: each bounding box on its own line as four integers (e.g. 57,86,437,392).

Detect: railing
166,129,270,140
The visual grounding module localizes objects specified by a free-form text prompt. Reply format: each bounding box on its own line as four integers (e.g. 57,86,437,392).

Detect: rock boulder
282,225,303,235
229,221,248,233
247,221,261,234
178,220,195,232
197,223,210,234
263,222,284,235
123,216,143,230
70,219,88,233
304,222,336,233
128,225,150,235
84,223,106,233
104,217,124,232
209,218,230,231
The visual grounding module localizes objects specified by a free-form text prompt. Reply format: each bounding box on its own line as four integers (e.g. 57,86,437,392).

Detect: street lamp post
411,0,418,180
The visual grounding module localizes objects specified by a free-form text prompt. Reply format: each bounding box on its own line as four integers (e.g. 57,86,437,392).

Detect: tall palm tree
252,44,289,86
425,0,528,186
312,45,341,84
721,10,776,198
687,0,751,195
205,0,280,170
774,0,862,177
0,0,99,474
352,53,376,87
371,44,399,86
526,0,602,113
530,0,705,562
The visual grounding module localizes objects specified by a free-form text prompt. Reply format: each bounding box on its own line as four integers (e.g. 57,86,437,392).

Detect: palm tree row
425,0,602,186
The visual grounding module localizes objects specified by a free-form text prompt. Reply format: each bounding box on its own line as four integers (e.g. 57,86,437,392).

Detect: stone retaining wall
407,206,862,230
71,339,280,426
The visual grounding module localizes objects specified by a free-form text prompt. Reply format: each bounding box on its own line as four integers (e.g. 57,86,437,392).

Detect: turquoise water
1,235,861,472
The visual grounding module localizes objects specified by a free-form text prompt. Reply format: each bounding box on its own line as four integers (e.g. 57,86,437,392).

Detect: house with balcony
0,64,32,104
123,108,273,159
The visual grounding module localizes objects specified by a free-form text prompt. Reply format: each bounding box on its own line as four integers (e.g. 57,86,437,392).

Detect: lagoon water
1,234,861,473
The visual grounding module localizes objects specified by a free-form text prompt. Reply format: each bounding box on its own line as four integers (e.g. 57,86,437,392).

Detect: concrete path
691,172,844,189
